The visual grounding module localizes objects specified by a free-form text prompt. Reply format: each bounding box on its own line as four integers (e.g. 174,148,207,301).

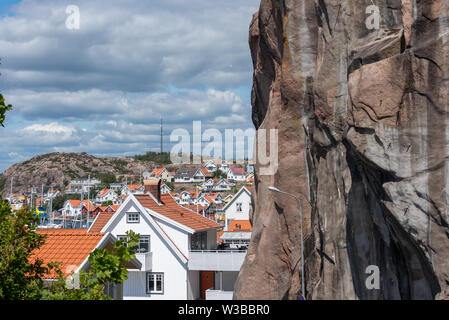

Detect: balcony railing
205,289,233,300
135,252,152,271
188,250,247,271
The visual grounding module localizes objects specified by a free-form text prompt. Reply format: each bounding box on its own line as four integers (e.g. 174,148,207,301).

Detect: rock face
234,0,449,300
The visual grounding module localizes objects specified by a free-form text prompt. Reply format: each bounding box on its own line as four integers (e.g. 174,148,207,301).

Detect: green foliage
42,231,140,300
101,200,113,206
0,200,57,300
134,152,172,165
0,175,6,192
96,172,117,185
165,181,174,190
0,94,12,127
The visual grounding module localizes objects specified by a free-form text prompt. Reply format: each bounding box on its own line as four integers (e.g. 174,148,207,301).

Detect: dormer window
127,212,140,223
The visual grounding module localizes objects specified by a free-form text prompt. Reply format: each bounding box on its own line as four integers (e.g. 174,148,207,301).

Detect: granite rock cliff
235,0,449,300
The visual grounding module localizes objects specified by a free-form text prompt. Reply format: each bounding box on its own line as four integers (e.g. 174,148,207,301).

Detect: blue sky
0,0,258,171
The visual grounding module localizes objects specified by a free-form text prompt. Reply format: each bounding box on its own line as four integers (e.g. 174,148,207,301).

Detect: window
190,231,207,250
126,212,139,223
136,236,150,253
236,202,242,212
117,235,150,253
147,273,164,294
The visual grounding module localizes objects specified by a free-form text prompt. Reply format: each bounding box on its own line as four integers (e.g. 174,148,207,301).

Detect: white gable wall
105,199,190,300
223,190,251,230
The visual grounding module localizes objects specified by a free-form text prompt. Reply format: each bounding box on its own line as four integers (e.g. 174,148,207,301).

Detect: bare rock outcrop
234,0,449,300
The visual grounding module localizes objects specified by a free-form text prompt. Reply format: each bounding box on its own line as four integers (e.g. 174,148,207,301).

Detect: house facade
150,168,172,183
222,186,251,230
94,182,246,300
226,167,246,183
96,188,118,205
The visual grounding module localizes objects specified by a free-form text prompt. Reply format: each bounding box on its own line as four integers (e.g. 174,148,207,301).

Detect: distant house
204,159,229,173
150,168,172,183
204,160,218,172
47,189,60,198
201,168,214,180
227,167,246,183
213,179,233,192
245,172,254,183
62,200,95,218
32,229,141,300
96,188,118,205
66,178,101,194
121,185,145,196
160,184,172,195
222,186,251,230
174,168,202,184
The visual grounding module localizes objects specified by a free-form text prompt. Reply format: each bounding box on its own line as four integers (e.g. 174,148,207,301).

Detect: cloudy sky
0,0,259,172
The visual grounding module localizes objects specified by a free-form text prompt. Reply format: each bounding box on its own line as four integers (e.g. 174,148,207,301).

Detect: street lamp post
268,186,305,299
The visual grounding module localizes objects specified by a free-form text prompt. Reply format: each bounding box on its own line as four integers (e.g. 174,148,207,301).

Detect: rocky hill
235,0,449,300
1,152,161,195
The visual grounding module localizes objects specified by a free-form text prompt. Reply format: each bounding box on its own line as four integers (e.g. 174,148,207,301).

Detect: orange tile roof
31,229,106,279
97,188,111,198
89,212,115,233
126,185,143,191
135,194,222,232
228,220,252,232
151,168,166,177
68,200,94,209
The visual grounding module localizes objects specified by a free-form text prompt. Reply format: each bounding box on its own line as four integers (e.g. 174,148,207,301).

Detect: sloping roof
228,220,252,232
134,194,222,232
97,188,111,198
68,200,94,209
150,168,166,177
230,167,246,175
31,229,106,279
125,185,143,191
89,212,115,233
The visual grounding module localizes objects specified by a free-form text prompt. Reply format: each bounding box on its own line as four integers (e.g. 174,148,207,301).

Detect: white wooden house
96,188,118,205
226,167,246,183
90,181,247,300
213,179,233,192
222,186,251,230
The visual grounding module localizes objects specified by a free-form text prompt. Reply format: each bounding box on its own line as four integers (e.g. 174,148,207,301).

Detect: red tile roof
135,194,222,232
230,167,246,175
89,212,115,233
31,229,106,279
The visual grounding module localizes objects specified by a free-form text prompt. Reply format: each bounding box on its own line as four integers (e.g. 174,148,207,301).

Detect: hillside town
3,158,255,300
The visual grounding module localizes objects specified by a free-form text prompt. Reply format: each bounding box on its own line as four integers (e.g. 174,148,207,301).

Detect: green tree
0,200,58,300
0,94,12,127
42,231,139,300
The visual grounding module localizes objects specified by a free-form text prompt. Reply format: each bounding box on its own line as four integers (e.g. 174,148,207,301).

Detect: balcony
205,289,233,300
188,250,247,271
135,252,152,271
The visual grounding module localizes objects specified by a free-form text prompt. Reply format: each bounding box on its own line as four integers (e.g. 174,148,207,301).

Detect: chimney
144,178,161,202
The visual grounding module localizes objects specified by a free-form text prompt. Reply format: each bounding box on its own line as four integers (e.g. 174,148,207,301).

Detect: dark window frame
146,272,164,294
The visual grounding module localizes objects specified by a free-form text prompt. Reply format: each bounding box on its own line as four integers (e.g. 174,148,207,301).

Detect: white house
62,200,95,217
121,185,145,196
91,181,246,300
222,186,251,230
160,184,172,195
96,188,118,205
226,167,246,183
213,179,233,192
